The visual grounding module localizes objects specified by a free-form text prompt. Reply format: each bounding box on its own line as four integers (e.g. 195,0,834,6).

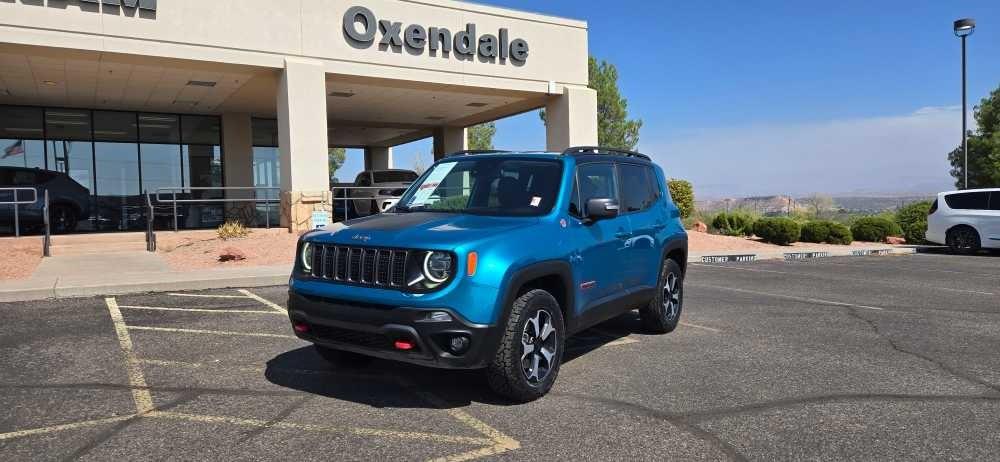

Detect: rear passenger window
576,163,618,217
619,164,657,213
990,192,1000,211
945,192,989,210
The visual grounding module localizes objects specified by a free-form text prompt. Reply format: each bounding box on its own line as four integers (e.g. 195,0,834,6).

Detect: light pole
954,18,975,190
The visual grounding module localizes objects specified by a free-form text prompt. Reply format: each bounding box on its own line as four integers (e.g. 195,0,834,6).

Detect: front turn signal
467,252,478,277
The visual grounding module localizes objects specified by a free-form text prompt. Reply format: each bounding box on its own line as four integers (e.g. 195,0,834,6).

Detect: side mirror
585,198,620,221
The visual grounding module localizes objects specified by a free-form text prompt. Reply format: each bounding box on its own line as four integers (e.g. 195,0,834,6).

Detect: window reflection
140,144,182,195
0,139,45,169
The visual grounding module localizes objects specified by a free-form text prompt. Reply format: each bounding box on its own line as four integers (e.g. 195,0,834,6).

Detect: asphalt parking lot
1,252,998,461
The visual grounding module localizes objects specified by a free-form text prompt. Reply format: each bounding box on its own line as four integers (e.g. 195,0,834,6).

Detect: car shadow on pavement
263,313,641,408
913,246,1000,257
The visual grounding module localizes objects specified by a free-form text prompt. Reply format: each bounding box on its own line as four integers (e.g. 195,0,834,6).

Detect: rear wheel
640,258,683,334
486,289,564,403
946,226,981,254
314,345,373,367
50,204,78,234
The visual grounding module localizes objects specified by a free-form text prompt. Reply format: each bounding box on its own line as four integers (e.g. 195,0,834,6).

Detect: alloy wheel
520,309,557,385
662,272,681,321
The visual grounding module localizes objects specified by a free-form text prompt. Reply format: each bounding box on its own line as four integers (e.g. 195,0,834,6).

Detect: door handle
653,223,667,231
615,231,632,239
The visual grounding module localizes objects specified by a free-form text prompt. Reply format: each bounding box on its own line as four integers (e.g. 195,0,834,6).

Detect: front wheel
640,258,683,334
486,289,565,403
50,204,78,234
947,226,981,254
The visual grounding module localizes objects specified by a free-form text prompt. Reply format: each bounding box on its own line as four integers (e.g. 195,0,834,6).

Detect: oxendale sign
343,6,529,64
79,0,157,11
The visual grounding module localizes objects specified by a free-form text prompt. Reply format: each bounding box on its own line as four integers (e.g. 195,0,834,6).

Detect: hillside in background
696,195,933,215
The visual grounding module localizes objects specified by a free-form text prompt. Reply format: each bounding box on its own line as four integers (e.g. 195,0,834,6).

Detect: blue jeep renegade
288,147,688,402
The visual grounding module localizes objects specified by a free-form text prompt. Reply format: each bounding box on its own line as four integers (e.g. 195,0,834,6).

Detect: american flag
2,140,25,159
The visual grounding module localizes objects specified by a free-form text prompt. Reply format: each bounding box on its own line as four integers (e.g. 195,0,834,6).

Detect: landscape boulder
885,236,907,245
219,247,247,262
692,221,708,233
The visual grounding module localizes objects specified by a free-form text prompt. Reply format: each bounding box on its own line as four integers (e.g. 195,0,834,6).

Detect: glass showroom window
0,107,45,170
181,115,224,229
252,118,280,226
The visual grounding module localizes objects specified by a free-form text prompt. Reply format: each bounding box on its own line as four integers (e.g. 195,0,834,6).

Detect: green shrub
827,223,853,245
217,220,249,240
667,179,695,219
800,221,832,243
850,216,902,242
711,212,756,237
895,200,932,244
753,217,801,245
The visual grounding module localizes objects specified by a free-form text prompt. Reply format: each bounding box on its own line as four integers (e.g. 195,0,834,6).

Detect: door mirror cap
585,198,620,221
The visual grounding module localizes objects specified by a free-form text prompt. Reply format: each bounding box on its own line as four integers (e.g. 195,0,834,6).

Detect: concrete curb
0,246,918,304
689,246,916,264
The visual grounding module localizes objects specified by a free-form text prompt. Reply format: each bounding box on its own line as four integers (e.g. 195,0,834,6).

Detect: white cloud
644,106,970,199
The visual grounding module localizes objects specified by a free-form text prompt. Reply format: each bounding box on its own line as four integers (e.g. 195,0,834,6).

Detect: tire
486,289,565,403
314,345,373,367
640,258,684,334
946,226,981,254
50,204,78,234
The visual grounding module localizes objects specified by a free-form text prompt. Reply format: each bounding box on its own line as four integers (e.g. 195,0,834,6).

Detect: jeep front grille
310,245,407,288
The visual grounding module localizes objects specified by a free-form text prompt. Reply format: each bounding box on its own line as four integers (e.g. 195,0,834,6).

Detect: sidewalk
0,251,290,303
0,242,916,303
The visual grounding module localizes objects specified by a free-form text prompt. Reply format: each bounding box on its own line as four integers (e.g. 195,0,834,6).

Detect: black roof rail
561,146,651,161
445,149,511,157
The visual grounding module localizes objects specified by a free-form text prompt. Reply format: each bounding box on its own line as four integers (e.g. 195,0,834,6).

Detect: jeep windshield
396,157,563,217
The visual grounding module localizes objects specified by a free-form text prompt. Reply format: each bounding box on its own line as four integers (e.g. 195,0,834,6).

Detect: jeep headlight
423,251,453,283
300,242,314,272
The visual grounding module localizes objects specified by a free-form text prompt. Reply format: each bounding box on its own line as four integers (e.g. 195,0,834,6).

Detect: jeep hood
308,212,539,248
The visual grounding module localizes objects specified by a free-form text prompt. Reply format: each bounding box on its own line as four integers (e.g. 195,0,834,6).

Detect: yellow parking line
127,325,298,339
147,411,494,446
167,293,251,299
238,289,288,314
0,415,136,441
119,305,282,315
105,297,155,414
680,321,722,333
414,390,520,461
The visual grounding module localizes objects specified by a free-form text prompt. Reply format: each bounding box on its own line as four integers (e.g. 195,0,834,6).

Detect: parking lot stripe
692,262,996,297
414,390,521,462
238,289,287,314
0,415,135,441
166,293,251,299
680,322,722,333
127,325,298,339
118,305,283,315
105,297,156,414
146,411,495,446
690,284,885,311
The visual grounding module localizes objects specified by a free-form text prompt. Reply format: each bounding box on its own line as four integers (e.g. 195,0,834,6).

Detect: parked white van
925,188,1000,253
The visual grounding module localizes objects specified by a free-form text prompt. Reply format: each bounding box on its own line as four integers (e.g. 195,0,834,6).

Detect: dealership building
0,0,596,232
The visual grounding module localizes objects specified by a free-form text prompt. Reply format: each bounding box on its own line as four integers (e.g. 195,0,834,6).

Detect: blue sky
341,0,1000,198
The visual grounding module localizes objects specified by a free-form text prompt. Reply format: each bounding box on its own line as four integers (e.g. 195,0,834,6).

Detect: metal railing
331,185,411,221
145,186,281,252
1,187,38,238
0,187,50,256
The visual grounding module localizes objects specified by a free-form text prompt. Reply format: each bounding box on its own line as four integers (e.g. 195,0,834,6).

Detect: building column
365,146,393,170
221,113,256,224
277,57,330,231
433,126,468,160
545,86,598,151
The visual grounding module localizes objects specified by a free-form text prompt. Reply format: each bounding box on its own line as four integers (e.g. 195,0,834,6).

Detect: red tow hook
394,339,415,351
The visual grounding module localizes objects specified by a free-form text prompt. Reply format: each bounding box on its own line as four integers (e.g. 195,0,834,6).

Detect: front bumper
287,291,498,369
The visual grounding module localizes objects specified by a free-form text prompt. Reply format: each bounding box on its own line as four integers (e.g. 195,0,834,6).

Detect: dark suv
0,167,90,234
287,147,688,401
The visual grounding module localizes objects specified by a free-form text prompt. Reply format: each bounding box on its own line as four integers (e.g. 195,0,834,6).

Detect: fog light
293,322,309,333
420,311,453,323
448,335,470,354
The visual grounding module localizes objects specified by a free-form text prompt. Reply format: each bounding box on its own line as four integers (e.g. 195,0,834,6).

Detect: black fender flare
479,259,575,361
660,235,689,274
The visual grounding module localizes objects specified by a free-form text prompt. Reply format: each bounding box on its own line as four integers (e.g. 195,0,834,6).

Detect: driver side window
571,163,618,218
